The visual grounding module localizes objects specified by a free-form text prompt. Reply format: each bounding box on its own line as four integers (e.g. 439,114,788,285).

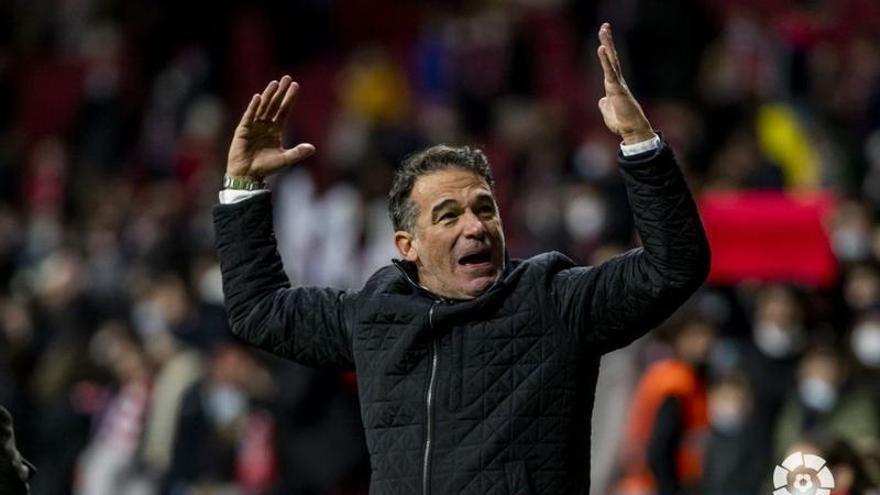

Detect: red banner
697,191,838,287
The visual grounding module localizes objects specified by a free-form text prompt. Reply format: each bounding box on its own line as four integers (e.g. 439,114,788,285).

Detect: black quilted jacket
213,144,710,495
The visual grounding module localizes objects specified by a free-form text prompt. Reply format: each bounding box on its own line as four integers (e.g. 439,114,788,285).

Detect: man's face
395,168,505,300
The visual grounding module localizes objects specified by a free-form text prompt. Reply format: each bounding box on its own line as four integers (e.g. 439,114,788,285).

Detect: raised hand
226,75,315,179
596,23,655,145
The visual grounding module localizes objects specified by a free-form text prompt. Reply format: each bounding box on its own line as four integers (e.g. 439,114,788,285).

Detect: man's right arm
214,76,355,369
214,192,355,369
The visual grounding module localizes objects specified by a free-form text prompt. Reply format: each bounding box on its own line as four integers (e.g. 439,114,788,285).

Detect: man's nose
462,210,487,239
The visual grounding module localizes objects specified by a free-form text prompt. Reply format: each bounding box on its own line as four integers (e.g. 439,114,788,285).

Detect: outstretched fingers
599,23,624,76
244,76,300,125
597,45,618,84
280,143,316,167
255,80,279,120
274,80,299,123
597,23,629,91
228,77,315,178
264,75,292,121
238,93,261,127
253,143,316,176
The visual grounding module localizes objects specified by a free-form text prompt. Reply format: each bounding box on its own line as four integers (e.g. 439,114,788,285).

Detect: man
214,23,710,494
1,406,33,495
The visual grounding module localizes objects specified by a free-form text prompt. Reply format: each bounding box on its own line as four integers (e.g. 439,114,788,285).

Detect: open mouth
458,250,492,266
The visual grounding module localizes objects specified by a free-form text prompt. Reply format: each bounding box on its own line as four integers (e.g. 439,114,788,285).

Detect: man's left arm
553,139,709,353
552,23,710,354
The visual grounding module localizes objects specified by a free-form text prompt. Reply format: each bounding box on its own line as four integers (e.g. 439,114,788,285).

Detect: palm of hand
226,76,315,179
228,120,284,177
599,82,651,138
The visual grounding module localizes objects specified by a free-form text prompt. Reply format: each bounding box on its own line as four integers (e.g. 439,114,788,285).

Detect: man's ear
394,230,419,262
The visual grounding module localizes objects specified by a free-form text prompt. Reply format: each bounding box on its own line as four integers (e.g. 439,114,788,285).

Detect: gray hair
388,144,495,232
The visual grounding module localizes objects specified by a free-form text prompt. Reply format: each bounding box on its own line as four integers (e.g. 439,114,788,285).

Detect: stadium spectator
616,317,715,495
775,346,879,460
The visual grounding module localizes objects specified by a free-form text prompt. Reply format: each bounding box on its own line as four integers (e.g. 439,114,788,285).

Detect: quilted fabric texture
213,144,710,494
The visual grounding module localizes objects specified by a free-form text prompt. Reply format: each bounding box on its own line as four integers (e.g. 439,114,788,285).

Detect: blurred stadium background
1,0,879,493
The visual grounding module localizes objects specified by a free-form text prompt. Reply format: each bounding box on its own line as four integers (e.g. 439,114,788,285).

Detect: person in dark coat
702,374,765,495
0,406,34,495
213,23,710,494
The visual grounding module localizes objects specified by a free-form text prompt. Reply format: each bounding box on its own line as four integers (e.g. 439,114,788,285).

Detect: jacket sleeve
552,143,710,354
213,193,355,369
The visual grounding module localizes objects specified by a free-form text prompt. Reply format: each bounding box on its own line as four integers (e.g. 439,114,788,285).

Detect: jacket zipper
422,303,439,495
389,261,451,495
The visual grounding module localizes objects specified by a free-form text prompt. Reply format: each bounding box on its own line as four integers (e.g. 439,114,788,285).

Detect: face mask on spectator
798,378,838,412
205,384,248,425
833,227,871,262
564,193,606,242
132,300,167,337
753,321,801,358
198,264,225,305
709,399,746,434
852,322,880,368
574,140,615,181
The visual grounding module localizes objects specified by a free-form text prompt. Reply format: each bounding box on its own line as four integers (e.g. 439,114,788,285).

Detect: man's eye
439,212,456,222
479,205,495,215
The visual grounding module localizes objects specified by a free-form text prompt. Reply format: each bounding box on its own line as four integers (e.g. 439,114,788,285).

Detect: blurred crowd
0,0,879,494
